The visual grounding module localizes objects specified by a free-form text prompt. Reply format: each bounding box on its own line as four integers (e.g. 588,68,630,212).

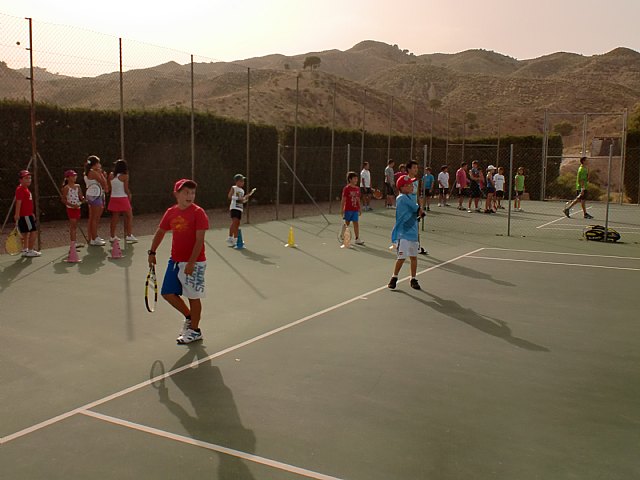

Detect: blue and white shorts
396,239,419,260
161,259,207,299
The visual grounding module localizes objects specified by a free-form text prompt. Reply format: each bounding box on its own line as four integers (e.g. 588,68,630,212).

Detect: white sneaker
90,239,106,246
177,328,202,345
125,235,138,243
354,238,365,245
20,248,29,257
226,237,236,246
109,236,120,243
25,249,41,257
180,318,192,335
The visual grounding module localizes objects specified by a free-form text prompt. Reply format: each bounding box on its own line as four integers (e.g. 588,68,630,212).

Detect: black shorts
457,187,469,197
486,186,496,194
515,190,524,198
423,190,433,198
230,209,242,220
360,187,372,195
17,215,37,233
385,183,395,196
470,183,482,198
439,188,449,196
496,190,504,199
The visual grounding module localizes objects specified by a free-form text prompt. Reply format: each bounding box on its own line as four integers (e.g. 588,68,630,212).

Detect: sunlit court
2,207,639,479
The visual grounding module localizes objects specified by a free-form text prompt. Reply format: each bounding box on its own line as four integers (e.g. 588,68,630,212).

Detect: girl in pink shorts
108,159,137,243
61,170,84,249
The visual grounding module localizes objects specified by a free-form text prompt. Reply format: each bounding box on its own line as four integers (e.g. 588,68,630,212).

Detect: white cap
487,165,496,170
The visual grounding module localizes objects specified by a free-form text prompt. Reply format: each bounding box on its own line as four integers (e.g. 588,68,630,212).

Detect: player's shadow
0,257,33,293
238,248,276,266
107,243,134,268
78,245,108,275
398,290,549,352
431,257,516,287
157,345,257,480
206,241,266,300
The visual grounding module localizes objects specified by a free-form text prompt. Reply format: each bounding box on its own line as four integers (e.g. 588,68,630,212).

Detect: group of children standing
421,161,526,213
12,156,138,258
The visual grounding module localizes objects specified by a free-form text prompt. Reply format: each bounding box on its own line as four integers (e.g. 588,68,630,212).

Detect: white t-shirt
438,172,450,189
360,169,371,188
494,174,505,191
229,186,245,211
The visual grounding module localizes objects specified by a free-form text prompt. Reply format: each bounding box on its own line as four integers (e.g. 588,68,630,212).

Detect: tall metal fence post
246,67,251,223
360,89,366,168
292,75,299,219
507,144,514,237
329,81,336,213
119,38,125,161
347,144,351,174
604,144,613,240
190,55,195,180
619,108,628,205
27,17,41,251
541,110,548,201
276,144,281,220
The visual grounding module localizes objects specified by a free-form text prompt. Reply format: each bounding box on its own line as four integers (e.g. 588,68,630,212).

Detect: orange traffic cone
110,238,124,259
66,241,81,263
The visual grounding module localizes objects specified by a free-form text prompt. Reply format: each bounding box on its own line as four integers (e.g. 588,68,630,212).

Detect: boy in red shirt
148,179,210,344
14,170,41,257
341,171,365,245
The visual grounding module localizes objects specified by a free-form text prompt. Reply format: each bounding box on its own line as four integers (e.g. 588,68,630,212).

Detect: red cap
19,170,31,179
64,169,77,177
396,175,417,190
173,178,197,192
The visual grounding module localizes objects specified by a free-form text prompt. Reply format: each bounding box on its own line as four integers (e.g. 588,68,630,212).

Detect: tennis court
1,207,640,479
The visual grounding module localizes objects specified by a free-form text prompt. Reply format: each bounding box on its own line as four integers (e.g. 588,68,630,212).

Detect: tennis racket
86,184,102,201
338,222,352,248
145,264,158,313
248,187,257,196
372,188,383,200
5,227,22,255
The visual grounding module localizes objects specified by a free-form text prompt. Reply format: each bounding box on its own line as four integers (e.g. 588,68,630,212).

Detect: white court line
0,247,485,445
465,255,640,272
536,206,592,229
483,247,640,261
540,227,640,235
80,411,344,480
549,224,640,230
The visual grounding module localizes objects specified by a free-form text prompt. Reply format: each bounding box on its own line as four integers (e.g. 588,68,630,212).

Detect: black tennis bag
583,225,621,242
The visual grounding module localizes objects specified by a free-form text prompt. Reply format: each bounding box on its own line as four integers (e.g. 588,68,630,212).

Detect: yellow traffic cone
284,226,297,248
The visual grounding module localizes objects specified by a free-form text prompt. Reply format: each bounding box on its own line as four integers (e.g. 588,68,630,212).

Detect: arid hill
2,41,638,140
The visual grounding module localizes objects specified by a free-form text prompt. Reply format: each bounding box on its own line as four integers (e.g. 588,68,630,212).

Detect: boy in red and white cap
14,170,41,257
388,175,424,290
148,179,210,344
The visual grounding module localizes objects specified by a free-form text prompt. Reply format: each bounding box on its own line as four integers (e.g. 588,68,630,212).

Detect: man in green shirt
563,157,594,219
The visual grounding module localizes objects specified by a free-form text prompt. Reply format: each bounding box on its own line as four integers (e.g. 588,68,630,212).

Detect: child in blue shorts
341,171,364,245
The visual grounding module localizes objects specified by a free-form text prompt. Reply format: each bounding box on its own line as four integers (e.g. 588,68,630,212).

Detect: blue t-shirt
391,194,419,242
423,174,435,190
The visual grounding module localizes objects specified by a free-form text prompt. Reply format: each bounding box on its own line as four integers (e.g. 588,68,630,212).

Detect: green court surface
1,206,640,479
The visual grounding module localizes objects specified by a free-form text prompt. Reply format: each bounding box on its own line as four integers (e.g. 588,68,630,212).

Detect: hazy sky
1,0,639,74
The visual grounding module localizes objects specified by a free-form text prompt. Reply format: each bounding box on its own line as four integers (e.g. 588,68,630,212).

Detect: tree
303,56,321,70
553,121,575,136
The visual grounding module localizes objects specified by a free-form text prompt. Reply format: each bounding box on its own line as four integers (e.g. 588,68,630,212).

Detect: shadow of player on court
0,257,33,293
398,290,549,352
157,344,257,480
78,244,108,275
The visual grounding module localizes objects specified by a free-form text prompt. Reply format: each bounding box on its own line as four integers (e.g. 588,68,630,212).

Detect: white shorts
396,239,419,260
177,261,207,299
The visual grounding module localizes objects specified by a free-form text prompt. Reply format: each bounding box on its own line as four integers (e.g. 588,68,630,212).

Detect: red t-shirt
159,204,209,262
342,184,361,212
15,185,34,216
